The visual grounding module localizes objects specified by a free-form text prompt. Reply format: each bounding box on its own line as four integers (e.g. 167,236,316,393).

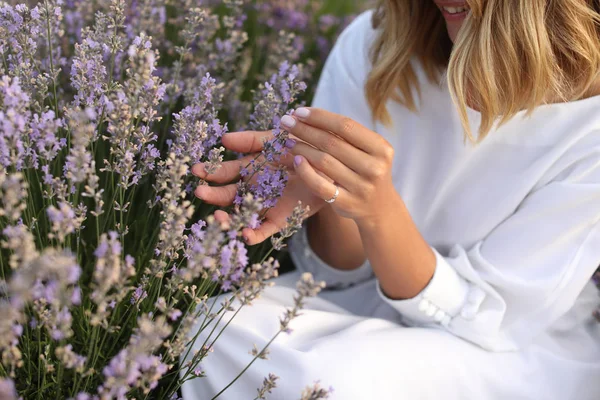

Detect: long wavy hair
366,0,600,143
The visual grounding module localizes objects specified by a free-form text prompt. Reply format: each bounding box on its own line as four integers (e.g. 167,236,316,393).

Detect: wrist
354,192,406,232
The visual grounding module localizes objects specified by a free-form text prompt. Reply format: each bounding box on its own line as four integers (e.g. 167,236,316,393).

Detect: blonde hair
366,0,600,143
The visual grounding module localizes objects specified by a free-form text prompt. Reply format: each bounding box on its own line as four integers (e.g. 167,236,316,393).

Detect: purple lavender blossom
0,76,31,170
217,239,249,290
0,0,357,398
98,315,172,398
171,73,228,165
131,285,148,304
0,378,17,400
235,61,307,209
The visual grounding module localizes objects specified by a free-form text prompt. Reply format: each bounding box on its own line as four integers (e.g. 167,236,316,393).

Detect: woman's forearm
306,205,367,270
355,194,436,300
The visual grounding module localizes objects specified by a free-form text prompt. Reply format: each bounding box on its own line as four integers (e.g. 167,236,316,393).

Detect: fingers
280,115,369,175
194,184,238,207
192,154,256,183
293,155,349,205
241,219,281,246
290,107,386,155
221,130,274,153
290,141,362,192
213,209,231,229
211,211,281,246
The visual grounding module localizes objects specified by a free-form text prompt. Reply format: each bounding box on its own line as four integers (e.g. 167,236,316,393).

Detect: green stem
44,0,60,118
36,328,43,400
211,330,283,400
81,326,100,391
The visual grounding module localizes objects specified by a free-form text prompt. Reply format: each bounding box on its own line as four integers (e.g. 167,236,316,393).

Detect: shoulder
323,10,379,83
336,9,378,50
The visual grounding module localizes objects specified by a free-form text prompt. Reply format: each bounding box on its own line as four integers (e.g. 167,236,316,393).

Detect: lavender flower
180,215,226,283
56,344,87,373
235,257,280,306
4,249,82,347
28,110,65,167
2,224,38,270
0,171,27,223
0,4,51,112
0,378,17,400
300,381,334,400
0,76,31,170
131,285,148,304
103,32,165,191
256,373,279,399
90,232,135,327
172,73,227,165
217,239,249,290
152,153,195,272
64,108,96,185
47,202,84,243
98,315,172,398
0,302,25,375
125,0,167,42
271,202,310,251
0,0,358,397
234,61,308,209
280,273,325,334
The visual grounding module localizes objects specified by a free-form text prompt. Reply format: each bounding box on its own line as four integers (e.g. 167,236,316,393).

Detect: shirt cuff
376,247,484,327
288,223,374,290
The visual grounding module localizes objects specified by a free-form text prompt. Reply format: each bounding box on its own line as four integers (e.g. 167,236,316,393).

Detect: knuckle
317,153,335,169
381,142,395,161
250,133,259,153
321,136,339,153
365,160,387,179
356,182,374,199
369,164,387,179
316,180,330,196
340,117,356,136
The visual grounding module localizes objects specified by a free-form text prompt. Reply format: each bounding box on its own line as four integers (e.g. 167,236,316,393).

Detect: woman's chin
446,23,463,43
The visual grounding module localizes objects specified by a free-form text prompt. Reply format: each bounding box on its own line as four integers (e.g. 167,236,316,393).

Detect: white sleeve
377,141,600,351
288,223,374,290
307,10,378,131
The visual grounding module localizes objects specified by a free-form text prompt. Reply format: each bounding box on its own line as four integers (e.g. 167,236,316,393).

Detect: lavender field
0,0,364,398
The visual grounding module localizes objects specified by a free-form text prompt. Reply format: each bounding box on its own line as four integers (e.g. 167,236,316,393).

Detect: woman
184,1,600,399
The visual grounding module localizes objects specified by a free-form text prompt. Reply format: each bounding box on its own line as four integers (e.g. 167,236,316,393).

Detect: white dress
182,10,600,400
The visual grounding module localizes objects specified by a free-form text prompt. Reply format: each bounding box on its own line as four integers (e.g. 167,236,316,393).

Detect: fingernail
281,115,296,129
294,107,310,119
285,138,296,149
243,236,250,244
294,155,303,167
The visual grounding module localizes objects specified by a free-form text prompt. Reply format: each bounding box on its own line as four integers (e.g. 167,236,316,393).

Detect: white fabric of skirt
181,269,600,400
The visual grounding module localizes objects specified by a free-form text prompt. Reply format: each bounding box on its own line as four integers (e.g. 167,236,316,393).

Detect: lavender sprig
0,1,359,398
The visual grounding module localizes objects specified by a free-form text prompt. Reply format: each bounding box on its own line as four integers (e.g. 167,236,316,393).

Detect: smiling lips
435,1,470,21
442,5,469,14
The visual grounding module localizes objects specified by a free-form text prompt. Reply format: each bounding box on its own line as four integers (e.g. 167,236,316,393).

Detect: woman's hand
282,108,436,299
282,107,402,228
191,130,330,245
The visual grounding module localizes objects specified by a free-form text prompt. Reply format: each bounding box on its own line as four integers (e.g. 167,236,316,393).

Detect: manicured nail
281,115,296,129
294,107,310,119
285,138,297,149
294,155,303,167
243,236,250,244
